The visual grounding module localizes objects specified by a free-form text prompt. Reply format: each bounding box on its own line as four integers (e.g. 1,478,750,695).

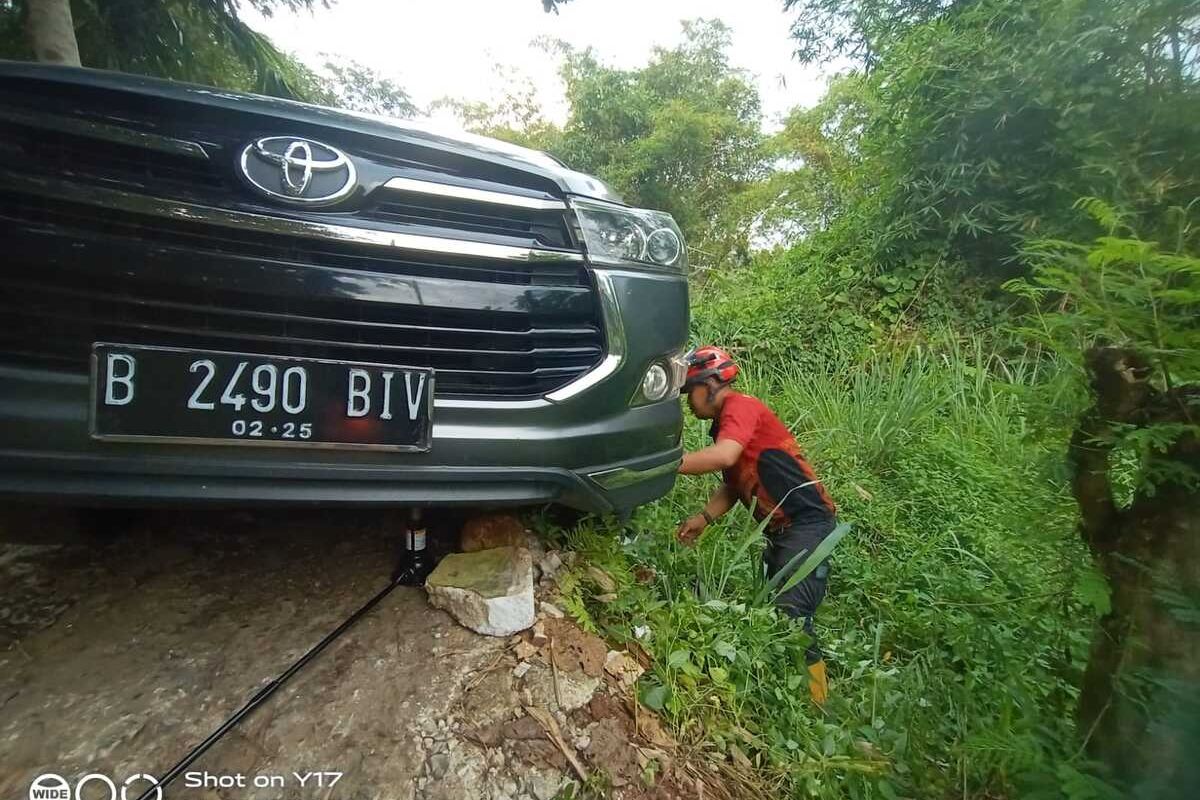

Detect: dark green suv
0,62,689,515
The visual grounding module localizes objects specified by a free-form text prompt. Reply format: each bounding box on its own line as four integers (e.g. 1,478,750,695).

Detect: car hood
0,60,627,204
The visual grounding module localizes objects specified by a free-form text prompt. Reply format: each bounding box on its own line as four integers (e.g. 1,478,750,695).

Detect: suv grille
0,89,604,399
0,194,603,397
0,121,226,193
364,194,572,249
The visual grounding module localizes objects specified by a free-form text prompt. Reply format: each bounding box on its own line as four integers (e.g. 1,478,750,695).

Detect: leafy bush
543,305,1104,796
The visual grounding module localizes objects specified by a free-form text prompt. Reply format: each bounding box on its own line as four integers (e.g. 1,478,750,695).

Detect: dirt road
1,509,519,800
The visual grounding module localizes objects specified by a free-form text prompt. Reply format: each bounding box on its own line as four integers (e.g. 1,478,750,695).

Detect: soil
0,509,723,800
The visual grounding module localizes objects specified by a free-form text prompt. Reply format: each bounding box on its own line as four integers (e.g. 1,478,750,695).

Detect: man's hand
676,514,707,546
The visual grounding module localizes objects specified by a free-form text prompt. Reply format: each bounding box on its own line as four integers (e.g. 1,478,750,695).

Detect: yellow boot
807,659,828,705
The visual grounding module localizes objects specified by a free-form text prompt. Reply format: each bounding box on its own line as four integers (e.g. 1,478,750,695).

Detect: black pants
764,516,835,665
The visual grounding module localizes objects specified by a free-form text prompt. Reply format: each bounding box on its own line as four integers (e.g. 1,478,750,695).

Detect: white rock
537,551,564,579
522,662,599,712
426,547,536,637
526,770,564,800
513,662,532,679
539,601,565,619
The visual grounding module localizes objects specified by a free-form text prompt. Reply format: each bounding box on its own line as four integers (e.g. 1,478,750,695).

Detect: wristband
701,509,716,525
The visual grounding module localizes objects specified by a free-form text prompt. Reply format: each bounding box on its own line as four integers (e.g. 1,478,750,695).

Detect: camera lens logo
28,773,161,800
29,774,70,800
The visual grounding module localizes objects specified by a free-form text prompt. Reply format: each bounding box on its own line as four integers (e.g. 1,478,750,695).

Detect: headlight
571,198,687,272
632,352,688,406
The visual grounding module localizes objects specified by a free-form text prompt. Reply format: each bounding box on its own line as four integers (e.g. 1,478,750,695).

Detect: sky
244,0,831,131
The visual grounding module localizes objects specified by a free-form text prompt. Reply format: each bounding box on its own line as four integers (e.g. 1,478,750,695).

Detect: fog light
641,363,670,402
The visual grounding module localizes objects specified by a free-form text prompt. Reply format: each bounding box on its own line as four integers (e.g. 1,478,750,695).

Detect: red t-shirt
713,392,836,529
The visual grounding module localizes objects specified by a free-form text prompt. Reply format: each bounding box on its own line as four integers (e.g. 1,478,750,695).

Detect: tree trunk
26,0,81,66
1072,348,1200,787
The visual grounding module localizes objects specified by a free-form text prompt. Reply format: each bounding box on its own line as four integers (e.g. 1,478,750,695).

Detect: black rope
134,575,405,800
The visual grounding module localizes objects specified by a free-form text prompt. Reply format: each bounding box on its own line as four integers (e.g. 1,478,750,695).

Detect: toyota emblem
238,136,357,205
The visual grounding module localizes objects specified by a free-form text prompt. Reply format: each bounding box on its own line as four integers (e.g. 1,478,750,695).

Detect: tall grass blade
757,522,853,604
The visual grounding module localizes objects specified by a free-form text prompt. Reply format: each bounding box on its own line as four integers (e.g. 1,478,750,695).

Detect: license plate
90,343,434,451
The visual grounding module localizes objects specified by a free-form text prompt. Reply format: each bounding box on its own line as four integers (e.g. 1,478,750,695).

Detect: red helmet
682,345,739,392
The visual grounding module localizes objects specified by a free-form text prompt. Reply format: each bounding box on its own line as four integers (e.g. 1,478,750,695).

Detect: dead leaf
852,482,874,501
636,710,676,749
604,650,644,689
525,706,588,781
633,565,657,584
594,593,618,603
729,743,753,770
586,566,617,593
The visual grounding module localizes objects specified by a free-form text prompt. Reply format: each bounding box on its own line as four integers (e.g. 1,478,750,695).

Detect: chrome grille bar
3,171,584,264
382,176,566,210
0,106,210,160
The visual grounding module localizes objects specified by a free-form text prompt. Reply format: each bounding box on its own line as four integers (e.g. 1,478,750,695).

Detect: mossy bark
1072,347,1200,786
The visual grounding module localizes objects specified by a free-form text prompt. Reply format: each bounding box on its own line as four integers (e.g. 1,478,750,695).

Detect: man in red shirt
675,346,836,703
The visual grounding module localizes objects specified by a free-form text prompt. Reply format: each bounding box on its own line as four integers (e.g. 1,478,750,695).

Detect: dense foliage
0,0,328,99
460,20,770,269
543,327,1101,798
537,0,1198,796
768,0,1200,300
319,56,418,118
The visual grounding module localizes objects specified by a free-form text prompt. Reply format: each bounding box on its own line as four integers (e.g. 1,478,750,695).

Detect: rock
539,601,564,619
513,640,538,660
580,717,639,788
513,662,532,679
586,566,617,593
426,547,535,637
428,753,451,779
603,650,644,689
462,666,518,728
530,620,548,647
537,551,564,580
522,662,600,712
461,513,530,552
525,769,564,800
572,734,591,751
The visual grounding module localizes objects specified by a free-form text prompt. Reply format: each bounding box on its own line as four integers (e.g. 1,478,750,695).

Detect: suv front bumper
0,268,687,513
0,363,682,512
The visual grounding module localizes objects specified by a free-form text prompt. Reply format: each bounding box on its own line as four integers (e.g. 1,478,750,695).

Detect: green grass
538,337,1110,799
